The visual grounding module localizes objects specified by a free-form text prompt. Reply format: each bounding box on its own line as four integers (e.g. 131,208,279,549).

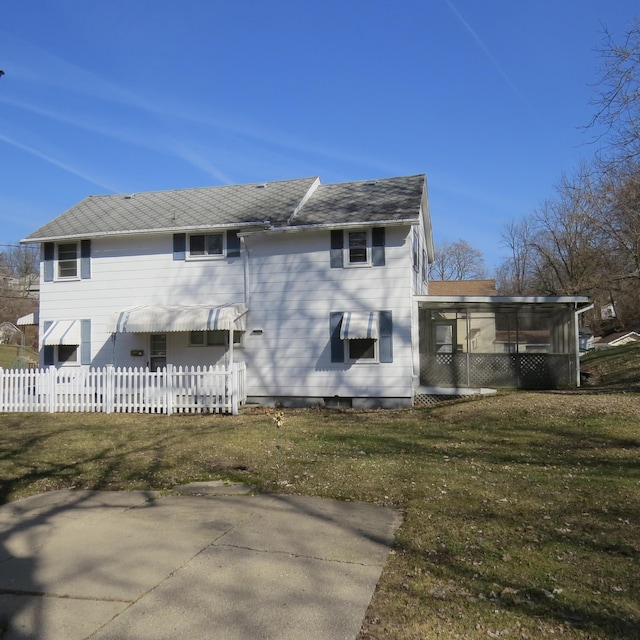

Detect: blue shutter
43,243,54,282
379,311,393,363
173,233,186,260
330,230,343,268
80,240,91,279
227,229,241,257
372,227,385,266
330,312,344,363
80,319,91,365
43,320,54,365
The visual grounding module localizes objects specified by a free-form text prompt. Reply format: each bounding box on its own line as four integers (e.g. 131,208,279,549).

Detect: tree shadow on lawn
318,417,640,637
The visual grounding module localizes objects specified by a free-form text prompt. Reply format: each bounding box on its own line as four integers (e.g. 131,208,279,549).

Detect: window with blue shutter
80,240,91,279
173,233,186,260
227,229,241,257
379,311,393,363
80,319,91,365
43,243,54,282
330,228,385,268
42,320,54,365
372,228,385,266
330,231,344,268
176,230,241,259
330,311,393,364
330,312,344,362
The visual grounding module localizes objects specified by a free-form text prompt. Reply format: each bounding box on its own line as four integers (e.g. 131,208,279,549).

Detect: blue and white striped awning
42,320,81,346
339,311,379,340
109,302,248,333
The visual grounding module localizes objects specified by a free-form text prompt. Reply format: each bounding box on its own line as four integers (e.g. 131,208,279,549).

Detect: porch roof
417,295,591,307
108,302,247,333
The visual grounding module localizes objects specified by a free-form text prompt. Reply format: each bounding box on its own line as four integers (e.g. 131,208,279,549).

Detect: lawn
1,390,639,638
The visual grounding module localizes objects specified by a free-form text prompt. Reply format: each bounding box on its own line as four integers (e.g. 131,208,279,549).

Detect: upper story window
347,230,369,265
57,242,79,279
330,228,386,268
43,240,91,282
189,233,224,258
173,231,241,261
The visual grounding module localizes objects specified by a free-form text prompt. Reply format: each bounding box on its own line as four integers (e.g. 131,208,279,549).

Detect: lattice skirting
413,393,465,406
420,353,574,389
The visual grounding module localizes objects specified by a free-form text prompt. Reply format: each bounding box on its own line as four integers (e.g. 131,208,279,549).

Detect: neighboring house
19,174,590,408
595,331,640,349
428,280,498,296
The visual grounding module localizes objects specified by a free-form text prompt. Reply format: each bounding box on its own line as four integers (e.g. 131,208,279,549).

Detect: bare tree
1,244,39,279
0,244,38,325
429,239,486,280
587,18,640,166
497,218,535,294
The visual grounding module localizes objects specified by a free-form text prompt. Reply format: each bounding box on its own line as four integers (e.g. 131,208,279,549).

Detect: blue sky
1,1,638,269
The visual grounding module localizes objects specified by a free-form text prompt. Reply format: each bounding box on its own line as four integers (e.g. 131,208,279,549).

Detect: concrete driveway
0,487,401,639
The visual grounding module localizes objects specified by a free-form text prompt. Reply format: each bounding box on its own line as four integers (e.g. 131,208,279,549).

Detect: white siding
243,226,414,400
39,233,246,368
38,223,419,402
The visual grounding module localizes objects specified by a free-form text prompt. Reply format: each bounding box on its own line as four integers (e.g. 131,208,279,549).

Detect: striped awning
17,311,39,326
339,311,379,340
42,320,81,346
108,302,248,333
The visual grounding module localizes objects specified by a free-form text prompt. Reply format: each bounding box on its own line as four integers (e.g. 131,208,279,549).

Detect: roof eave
21,220,270,243
417,295,592,306
238,217,420,237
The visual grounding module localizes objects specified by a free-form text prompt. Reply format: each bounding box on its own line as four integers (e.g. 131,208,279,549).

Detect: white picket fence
0,363,247,415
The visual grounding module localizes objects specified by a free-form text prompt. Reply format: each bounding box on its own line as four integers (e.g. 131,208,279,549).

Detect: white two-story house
21,175,433,408
20,173,590,410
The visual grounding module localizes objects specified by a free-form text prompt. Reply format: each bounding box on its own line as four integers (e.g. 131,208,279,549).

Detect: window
57,345,78,364
330,310,393,364
347,338,377,362
150,334,167,371
347,231,369,264
189,233,224,258
57,242,78,278
189,330,243,346
43,240,90,282
434,322,455,353
330,228,386,268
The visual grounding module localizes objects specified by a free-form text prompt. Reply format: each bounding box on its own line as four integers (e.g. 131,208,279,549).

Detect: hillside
581,342,640,391
0,344,38,369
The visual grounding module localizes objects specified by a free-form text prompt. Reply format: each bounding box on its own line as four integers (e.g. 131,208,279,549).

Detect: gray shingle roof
291,175,425,227
22,174,426,242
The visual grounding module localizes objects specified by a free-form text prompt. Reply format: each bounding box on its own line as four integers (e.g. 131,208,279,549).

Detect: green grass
582,342,640,390
1,390,639,639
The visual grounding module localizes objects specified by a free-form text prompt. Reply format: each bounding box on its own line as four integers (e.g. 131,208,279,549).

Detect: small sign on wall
130,349,144,357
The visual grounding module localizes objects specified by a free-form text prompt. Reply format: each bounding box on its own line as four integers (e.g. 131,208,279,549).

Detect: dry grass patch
1,391,639,639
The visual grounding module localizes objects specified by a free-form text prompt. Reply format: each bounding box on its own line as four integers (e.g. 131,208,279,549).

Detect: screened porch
417,297,591,390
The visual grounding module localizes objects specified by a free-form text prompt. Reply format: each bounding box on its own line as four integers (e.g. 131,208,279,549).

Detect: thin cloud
2,30,399,180
0,132,118,192
445,0,536,114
